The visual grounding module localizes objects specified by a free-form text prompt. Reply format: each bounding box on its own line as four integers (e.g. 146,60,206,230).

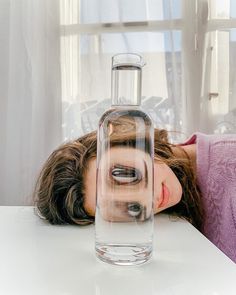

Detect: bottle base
95,243,152,266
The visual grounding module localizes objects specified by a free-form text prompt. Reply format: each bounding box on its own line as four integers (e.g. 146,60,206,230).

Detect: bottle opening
112,53,146,69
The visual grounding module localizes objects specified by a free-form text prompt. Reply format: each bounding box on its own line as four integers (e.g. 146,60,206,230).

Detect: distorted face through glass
96,147,153,222
84,146,183,222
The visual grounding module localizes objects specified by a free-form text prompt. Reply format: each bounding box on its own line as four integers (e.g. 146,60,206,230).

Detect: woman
34,128,236,263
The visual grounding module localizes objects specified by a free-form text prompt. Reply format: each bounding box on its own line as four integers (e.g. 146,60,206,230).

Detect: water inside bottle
95,109,154,265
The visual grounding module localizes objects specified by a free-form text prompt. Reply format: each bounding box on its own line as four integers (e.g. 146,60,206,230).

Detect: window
60,0,183,141
60,0,236,140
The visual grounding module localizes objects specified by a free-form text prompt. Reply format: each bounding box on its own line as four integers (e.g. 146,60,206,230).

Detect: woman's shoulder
194,132,236,172
174,132,236,181
179,132,236,146
190,132,236,183
179,132,236,174
194,132,236,146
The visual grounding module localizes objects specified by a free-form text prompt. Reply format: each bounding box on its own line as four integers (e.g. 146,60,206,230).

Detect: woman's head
34,128,203,229
34,131,97,225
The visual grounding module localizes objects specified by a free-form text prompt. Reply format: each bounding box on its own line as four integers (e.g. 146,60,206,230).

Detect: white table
0,206,235,295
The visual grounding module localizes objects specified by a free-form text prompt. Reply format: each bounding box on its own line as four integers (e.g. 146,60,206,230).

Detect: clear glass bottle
95,53,154,265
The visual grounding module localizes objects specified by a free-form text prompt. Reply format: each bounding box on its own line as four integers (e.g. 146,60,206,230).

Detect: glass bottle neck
111,65,142,106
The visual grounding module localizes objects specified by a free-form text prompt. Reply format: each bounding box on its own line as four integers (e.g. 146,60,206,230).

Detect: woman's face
84,147,183,219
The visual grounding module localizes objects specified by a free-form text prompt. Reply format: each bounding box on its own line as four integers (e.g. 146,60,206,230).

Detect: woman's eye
127,202,143,217
111,165,142,185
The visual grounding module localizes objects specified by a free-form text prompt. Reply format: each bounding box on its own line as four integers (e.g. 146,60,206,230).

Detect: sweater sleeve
193,133,236,263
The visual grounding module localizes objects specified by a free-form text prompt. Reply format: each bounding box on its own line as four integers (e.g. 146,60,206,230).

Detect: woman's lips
158,183,170,208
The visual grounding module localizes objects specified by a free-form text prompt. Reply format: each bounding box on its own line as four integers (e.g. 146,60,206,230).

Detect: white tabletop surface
0,206,235,295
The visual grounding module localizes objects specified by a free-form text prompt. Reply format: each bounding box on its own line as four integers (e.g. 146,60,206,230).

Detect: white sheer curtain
200,0,236,134
0,0,62,205
0,0,236,205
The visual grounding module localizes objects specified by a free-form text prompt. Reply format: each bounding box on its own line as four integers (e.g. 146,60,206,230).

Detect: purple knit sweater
181,132,236,263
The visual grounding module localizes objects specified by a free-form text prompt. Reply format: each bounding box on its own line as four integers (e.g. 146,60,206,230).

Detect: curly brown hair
34,128,204,230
